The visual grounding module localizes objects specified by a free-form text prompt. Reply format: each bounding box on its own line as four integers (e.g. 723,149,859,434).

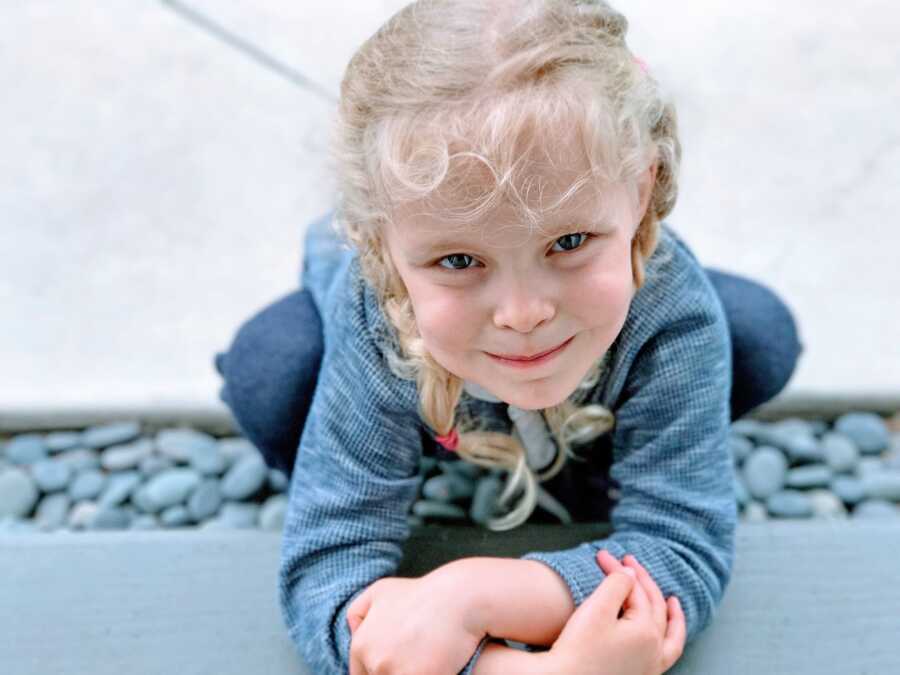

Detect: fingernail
623,567,636,577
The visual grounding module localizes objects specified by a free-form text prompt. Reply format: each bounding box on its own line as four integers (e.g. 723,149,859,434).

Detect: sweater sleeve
519,302,738,644
276,291,425,673
277,287,488,674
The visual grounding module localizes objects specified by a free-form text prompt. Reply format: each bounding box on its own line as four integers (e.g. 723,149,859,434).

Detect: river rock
439,459,484,481
860,472,900,501
160,505,193,528
834,413,890,454
856,457,884,477
268,469,289,493
741,501,769,522
852,500,900,519
56,448,101,472
470,476,503,525
68,469,107,502
31,459,73,493
156,428,217,463
90,507,133,530
412,500,467,521
766,490,813,518
144,468,202,509
821,432,860,473
187,479,223,521
139,454,174,477
216,438,257,465
220,454,267,500
188,443,228,476
260,495,287,531
728,434,754,465
733,472,750,507
830,475,866,505
806,489,848,519
422,472,476,502
742,446,788,499
44,431,82,453
81,421,141,450
68,501,99,529
0,468,39,519
101,438,154,472
220,501,259,528
4,434,48,465
34,493,72,531
130,514,160,530
98,471,143,508
785,464,833,489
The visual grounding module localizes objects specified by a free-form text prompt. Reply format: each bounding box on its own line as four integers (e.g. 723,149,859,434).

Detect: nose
492,278,556,333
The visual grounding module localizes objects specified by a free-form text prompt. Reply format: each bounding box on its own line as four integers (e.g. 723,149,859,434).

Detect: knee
214,289,324,475
706,268,805,411
227,289,324,378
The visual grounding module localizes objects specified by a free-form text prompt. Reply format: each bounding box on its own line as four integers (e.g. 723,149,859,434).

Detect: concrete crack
159,0,338,104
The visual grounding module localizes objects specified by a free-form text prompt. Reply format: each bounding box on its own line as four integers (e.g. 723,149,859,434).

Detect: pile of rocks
1,411,898,534
0,422,289,534
408,411,900,527
731,412,900,521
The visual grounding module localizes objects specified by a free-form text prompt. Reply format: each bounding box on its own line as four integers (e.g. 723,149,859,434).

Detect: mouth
486,335,575,364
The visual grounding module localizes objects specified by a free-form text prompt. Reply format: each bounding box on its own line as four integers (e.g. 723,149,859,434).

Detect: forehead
390,180,628,254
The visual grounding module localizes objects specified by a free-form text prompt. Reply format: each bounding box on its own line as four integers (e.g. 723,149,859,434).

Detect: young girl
215,1,804,672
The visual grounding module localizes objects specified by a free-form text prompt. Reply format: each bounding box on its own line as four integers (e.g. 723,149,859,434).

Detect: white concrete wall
2,1,898,417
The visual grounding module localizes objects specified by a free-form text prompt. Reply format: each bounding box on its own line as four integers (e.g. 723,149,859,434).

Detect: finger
661,596,687,672
346,589,372,635
596,551,649,619
623,555,667,635
589,569,637,621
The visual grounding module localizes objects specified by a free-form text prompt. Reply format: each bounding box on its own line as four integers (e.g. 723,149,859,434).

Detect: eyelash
435,232,596,272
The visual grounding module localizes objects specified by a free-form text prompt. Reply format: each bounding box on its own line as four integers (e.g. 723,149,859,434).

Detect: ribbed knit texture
279,221,737,674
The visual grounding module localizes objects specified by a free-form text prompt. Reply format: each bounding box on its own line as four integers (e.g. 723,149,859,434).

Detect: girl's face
384,163,656,411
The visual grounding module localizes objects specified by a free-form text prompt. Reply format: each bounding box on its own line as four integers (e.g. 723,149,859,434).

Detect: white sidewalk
2,0,898,426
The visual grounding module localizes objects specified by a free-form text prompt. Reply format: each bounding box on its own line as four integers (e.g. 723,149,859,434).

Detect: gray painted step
1,521,898,673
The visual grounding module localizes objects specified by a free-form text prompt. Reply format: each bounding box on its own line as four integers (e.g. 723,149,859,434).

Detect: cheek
574,256,634,323
407,284,474,351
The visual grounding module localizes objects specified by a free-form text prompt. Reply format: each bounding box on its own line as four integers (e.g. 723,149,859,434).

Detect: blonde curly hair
326,0,681,530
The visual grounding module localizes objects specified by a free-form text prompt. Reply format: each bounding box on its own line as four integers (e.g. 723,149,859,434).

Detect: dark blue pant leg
702,267,804,421
213,289,323,478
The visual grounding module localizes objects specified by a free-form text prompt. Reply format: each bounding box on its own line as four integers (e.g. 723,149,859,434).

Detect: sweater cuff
520,540,630,607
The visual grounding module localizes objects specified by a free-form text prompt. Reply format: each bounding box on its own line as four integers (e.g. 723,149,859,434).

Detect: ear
636,161,658,224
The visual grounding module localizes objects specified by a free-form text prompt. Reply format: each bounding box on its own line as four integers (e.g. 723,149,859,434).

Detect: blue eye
436,232,593,271
551,232,591,253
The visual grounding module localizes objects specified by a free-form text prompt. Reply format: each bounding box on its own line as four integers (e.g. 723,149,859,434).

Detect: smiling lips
488,336,574,362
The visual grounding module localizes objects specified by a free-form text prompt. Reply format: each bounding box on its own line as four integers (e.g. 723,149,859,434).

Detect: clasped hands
347,550,686,675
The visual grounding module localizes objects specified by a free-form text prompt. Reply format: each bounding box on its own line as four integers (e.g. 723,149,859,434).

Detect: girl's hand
346,567,486,675
599,550,687,673
543,550,686,675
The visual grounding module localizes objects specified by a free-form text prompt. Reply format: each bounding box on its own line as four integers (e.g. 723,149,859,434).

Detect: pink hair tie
633,56,649,74
434,428,459,452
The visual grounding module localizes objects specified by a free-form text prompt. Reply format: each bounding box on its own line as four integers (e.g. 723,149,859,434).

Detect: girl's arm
279,264,444,674
447,557,576,647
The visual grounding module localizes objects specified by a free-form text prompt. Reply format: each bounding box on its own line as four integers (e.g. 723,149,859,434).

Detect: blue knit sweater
278,219,737,674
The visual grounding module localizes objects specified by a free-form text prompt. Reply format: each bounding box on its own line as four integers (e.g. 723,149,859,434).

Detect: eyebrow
409,220,613,256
